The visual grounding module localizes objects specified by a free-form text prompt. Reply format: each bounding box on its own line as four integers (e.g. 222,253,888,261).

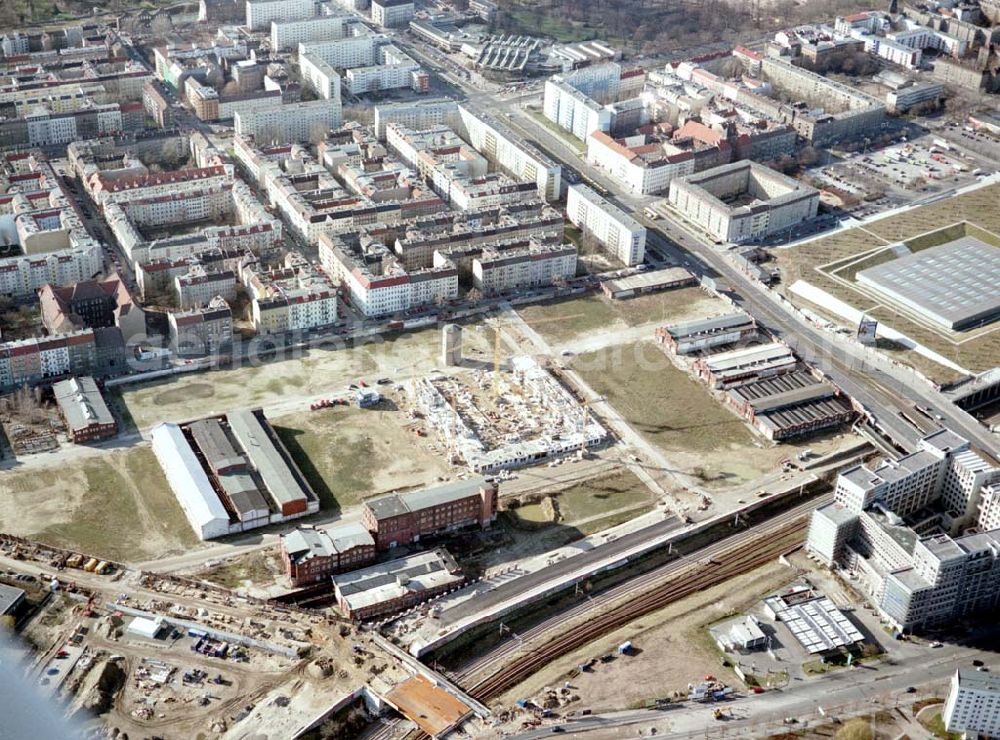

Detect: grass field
774,182,1000,379
573,340,795,486
517,288,730,347
271,398,453,512
555,470,654,523
0,447,201,562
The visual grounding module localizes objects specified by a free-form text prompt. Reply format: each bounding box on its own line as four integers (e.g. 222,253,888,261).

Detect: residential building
175,267,236,309
280,524,376,586
371,0,414,28
586,130,695,195
270,13,355,50
244,252,338,334
167,297,233,356
566,183,645,265
943,668,1000,737
235,100,342,144
246,0,315,30
39,274,146,343
0,328,126,392
472,242,577,295
52,376,117,443
361,477,498,550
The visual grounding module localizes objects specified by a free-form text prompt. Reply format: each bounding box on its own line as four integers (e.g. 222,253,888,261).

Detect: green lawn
556,470,653,522
574,340,754,457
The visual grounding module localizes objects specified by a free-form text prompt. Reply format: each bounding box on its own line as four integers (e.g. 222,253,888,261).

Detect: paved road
496,101,998,461
513,648,996,738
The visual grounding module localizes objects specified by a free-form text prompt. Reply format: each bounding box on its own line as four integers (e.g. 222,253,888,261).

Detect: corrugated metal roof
151,423,229,532
227,408,309,508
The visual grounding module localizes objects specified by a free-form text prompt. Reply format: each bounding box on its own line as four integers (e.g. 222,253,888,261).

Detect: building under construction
409,356,607,472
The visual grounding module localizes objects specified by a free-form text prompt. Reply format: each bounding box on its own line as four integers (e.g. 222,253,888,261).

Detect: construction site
409,355,608,474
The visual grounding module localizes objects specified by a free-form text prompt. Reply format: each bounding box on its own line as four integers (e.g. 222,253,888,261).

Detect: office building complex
807,429,1000,631
668,161,819,244
943,668,1000,737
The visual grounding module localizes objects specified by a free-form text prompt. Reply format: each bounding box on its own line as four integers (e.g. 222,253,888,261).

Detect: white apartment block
457,105,562,203
543,79,612,140
235,100,343,144
298,53,343,101
472,243,577,295
373,98,456,139
300,35,388,70
566,183,645,266
371,0,414,28
944,669,1000,737
271,13,354,50
175,267,237,309
0,246,103,299
587,131,694,195
246,0,315,31
345,47,421,94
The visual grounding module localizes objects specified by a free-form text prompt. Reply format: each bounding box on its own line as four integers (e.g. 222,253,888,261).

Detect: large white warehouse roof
151,422,231,540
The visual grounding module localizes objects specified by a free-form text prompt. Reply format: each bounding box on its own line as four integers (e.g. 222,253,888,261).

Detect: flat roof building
763,588,864,654
332,548,463,620
601,267,696,299
655,312,757,355
943,668,1000,737
855,236,1000,331
0,583,26,617
668,161,819,244
567,183,646,266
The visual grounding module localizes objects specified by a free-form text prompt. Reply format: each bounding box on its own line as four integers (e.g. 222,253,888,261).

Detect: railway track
461,498,819,703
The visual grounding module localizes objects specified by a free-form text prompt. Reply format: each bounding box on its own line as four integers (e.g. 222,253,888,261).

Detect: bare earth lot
116,328,493,430
271,395,455,512
0,446,201,562
502,559,799,711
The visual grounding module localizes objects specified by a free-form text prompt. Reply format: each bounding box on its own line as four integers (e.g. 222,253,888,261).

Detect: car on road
906,686,916,693
550,728,565,734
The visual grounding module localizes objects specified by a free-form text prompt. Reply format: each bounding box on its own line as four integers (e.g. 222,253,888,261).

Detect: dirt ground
503,559,801,712
0,446,202,562
573,340,855,490
116,327,494,430
517,288,731,348
271,389,456,511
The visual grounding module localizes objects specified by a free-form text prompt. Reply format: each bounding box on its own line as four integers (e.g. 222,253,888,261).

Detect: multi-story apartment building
270,13,355,50
175,266,237,309
245,0,315,30
807,429,1000,631
244,253,338,334
0,328,126,391
566,183,645,266
234,100,343,144
167,296,233,356
371,0,414,28
943,668,1000,737
587,130,695,195
472,242,577,295
543,63,645,141
319,232,458,317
